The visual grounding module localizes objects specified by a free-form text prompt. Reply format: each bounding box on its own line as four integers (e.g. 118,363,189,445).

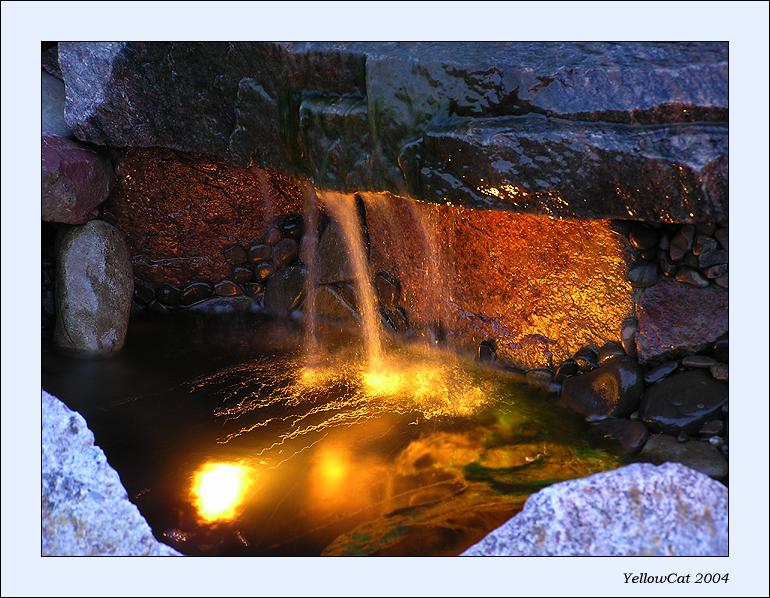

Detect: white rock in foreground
42,390,179,555
462,462,727,556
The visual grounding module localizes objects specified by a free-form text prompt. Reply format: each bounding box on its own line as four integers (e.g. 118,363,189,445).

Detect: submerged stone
561,357,643,418
638,435,728,480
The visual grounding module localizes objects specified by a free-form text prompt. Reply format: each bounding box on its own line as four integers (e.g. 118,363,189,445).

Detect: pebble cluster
501,322,729,479
132,215,303,311
619,221,728,290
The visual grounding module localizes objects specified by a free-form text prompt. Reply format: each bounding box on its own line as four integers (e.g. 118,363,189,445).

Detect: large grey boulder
42,390,179,555
462,462,727,556
59,42,727,222
54,220,134,355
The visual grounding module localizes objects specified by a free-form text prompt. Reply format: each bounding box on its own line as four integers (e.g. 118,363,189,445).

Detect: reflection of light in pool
191,462,251,523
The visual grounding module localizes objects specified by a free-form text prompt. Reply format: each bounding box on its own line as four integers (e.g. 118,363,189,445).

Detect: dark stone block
561,357,643,418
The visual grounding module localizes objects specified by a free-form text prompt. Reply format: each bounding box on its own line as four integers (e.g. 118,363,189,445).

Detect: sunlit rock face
361,193,634,370
59,42,727,222
101,148,303,287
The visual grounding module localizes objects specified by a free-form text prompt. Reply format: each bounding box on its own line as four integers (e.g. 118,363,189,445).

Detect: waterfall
301,184,320,362
317,191,384,371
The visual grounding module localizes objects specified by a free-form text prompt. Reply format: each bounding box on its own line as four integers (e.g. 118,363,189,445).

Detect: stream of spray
318,191,384,371
301,184,320,362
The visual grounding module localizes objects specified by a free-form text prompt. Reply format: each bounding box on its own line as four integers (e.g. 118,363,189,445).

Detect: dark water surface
43,313,619,556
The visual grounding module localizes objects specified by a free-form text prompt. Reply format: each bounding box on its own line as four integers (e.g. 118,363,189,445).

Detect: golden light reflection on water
191,461,252,523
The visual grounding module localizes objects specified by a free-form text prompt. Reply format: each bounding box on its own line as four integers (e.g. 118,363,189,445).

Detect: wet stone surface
561,357,643,419
181,282,214,306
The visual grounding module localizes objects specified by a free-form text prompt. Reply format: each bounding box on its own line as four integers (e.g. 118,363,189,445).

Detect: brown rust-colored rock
101,148,304,287
635,279,728,363
360,192,634,369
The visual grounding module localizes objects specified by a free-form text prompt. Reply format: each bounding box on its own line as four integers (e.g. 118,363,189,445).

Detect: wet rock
317,220,353,285
643,360,679,385
635,280,728,363
272,238,298,269
42,391,180,556
253,262,275,282
315,285,360,326
561,357,643,418
223,245,247,265
597,341,625,364
669,225,695,261
232,265,253,283
214,280,241,297
55,221,133,355
658,251,678,278
374,272,400,310
589,419,649,458
155,284,180,306
692,235,717,256
42,72,73,138
42,136,112,224
180,281,214,305
573,346,599,372
620,317,638,358
554,359,579,382
714,273,728,289
243,282,264,297
699,420,724,436
477,340,496,364
698,249,729,269
462,462,727,556
708,436,724,447
713,337,729,362
703,263,728,279
525,368,554,390
42,44,63,80
638,435,728,480
266,227,282,245
263,264,305,317
709,363,728,381
674,267,709,288
627,262,658,288
133,280,155,306
247,243,272,263
639,370,727,433
714,227,728,250
279,216,303,240
681,355,718,369
628,224,658,250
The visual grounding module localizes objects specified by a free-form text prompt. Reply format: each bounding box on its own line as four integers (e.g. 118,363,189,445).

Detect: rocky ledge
57,42,727,221
42,390,179,555
462,462,727,556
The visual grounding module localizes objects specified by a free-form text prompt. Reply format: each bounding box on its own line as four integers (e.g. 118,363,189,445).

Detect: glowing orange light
191,461,252,523
362,369,404,396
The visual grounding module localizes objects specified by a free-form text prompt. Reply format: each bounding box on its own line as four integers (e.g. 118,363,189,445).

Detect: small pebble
658,251,678,277
709,363,728,381
181,281,214,306
628,262,659,288
699,420,724,436
644,360,678,384
254,262,274,282
598,341,626,364
214,280,241,297
714,227,728,250
155,284,181,306
675,267,709,288
273,238,299,269
620,318,638,358
669,225,695,261
629,224,659,250
692,235,717,256
554,359,579,382
698,249,729,269
573,346,599,371
243,282,264,297
703,263,728,279
266,227,282,245
232,265,253,283
682,355,718,369
708,436,724,447
248,243,272,264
